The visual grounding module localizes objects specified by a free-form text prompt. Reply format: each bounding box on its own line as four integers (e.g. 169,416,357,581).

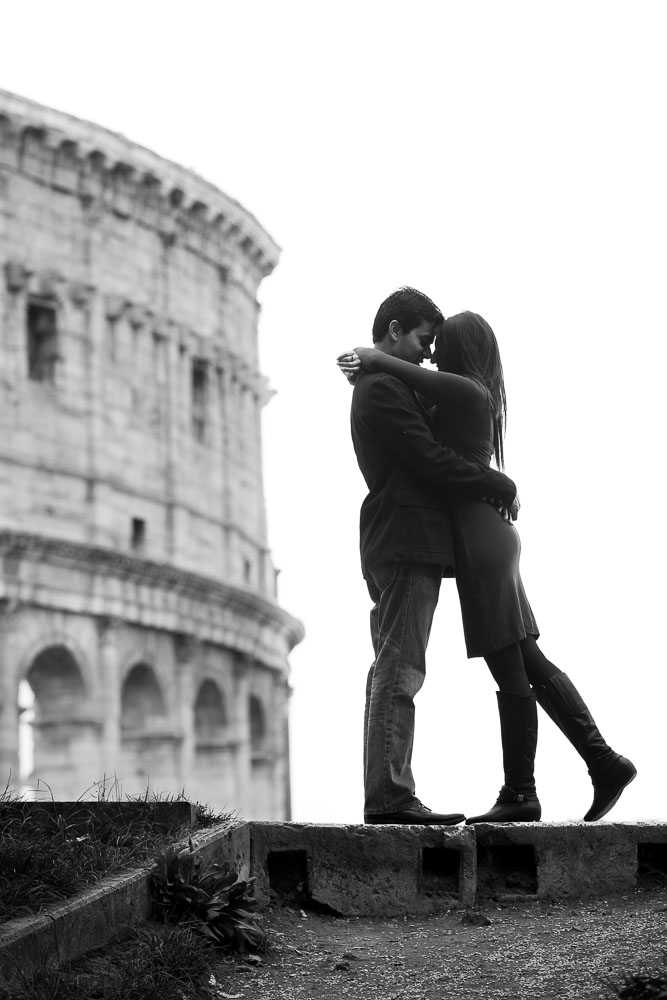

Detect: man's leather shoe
364,804,465,825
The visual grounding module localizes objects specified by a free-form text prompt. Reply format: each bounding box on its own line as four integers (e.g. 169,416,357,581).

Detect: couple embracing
338,287,635,826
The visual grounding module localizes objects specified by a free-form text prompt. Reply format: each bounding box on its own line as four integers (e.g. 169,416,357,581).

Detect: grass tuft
0,778,233,923
0,924,222,1000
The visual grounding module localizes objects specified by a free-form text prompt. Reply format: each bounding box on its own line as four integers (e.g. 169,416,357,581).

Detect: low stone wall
249,821,667,914
249,821,476,915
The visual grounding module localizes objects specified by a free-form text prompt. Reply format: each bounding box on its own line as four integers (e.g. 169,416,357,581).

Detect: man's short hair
372,286,444,343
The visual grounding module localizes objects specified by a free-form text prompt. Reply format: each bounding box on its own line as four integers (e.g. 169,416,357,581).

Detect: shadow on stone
637,843,667,890
266,849,341,916
477,844,537,899
420,846,460,899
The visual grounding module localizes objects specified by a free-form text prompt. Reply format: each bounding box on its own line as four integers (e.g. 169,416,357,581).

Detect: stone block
248,821,475,916
474,821,639,901
0,865,151,985
187,819,251,880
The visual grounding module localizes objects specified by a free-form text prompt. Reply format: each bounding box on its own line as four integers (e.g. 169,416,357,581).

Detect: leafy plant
150,844,266,953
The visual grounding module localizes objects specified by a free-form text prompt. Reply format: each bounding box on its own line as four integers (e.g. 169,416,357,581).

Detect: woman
338,311,636,823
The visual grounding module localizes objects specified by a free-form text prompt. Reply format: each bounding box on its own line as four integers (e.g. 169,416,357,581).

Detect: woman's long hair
433,311,507,469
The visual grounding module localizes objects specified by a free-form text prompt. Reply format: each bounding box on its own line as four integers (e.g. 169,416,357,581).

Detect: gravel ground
207,886,667,1000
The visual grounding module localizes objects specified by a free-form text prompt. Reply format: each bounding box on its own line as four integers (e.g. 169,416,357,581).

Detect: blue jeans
363,562,442,814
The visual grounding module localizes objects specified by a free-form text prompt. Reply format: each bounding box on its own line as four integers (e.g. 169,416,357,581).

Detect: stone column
232,653,252,817
175,633,198,796
0,600,21,787
70,282,100,545
2,261,31,385
273,676,293,821
97,616,122,785
218,362,233,581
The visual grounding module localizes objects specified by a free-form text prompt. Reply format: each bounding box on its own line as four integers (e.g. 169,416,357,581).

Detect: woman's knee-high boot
466,692,542,824
532,673,636,822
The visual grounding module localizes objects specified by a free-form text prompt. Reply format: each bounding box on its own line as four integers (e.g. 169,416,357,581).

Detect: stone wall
0,90,302,817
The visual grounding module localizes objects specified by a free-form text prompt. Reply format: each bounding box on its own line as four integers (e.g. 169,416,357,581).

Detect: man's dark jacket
351,371,517,578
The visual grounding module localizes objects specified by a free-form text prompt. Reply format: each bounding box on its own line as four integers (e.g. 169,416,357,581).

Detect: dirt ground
208,886,667,1000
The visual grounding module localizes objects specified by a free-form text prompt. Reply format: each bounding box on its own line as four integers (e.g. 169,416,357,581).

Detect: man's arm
364,374,516,504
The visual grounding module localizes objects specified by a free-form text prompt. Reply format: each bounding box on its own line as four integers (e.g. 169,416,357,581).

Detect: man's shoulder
353,370,414,405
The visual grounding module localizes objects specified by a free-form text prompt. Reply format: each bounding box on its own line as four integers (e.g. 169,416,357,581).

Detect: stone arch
21,642,100,798
248,690,275,820
18,631,95,702
194,678,227,741
27,642,86,714
137,172,162,214
55,139,78,164
168,187,185,209
109,161,136,217
249,694,266,753
189,677,235,811
121,662,166,730
20,125,47,156
79,150,107,201
120,661,179,796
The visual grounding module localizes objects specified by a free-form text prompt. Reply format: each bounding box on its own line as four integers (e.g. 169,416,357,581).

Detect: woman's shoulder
436,372,490,407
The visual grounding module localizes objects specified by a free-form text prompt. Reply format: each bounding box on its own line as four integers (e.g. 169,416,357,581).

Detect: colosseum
0,89,303,819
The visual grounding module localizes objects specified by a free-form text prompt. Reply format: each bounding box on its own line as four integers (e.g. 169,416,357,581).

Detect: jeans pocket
370,562,397,594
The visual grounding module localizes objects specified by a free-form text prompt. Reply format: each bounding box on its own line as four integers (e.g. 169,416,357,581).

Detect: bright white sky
4,1,666,823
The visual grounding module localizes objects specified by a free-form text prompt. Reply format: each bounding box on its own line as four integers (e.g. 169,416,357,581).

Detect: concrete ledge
474,821,667,902
0,864,151,986
0,818,249,986
249,821,476,916
249,821,667,916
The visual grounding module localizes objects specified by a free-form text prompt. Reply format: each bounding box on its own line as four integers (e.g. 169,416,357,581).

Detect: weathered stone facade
0,89,303,818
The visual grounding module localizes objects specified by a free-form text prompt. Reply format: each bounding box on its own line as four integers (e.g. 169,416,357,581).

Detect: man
343,287,517,825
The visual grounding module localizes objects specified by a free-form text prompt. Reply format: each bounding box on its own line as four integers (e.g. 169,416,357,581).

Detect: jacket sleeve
366,374,516,503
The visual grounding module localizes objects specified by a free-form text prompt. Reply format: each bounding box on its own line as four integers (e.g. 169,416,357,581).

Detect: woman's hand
336,345,379,384
482,493,520,524
336,350,363,384
352,345,375,367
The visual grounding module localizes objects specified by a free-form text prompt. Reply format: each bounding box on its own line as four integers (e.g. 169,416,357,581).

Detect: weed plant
151,843,267,953
0,777,231,923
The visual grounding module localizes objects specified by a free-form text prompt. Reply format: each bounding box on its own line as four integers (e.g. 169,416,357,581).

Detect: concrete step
2,819,666,985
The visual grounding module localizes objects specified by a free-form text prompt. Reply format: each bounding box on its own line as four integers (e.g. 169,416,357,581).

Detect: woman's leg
484,642,533,696
520,636,636,821
466,642,541,824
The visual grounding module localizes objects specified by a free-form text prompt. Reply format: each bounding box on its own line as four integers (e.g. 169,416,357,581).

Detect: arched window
27,644,86,717
121,663,166,730
194,680,227,742
249,695,266,753
22,644,90,799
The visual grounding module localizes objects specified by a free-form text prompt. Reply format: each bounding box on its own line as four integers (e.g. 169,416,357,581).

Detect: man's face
393,319,435,365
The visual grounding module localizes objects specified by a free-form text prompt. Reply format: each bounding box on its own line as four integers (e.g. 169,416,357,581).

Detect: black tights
484,636,561,696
